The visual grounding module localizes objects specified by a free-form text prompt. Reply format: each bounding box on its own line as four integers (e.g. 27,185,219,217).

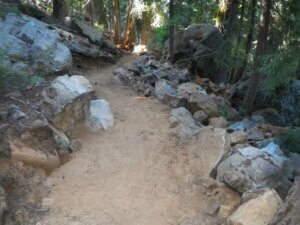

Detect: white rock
85,99,114,131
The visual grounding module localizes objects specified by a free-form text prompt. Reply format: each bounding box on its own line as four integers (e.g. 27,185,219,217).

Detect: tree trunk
120,0,135,50
169,0,175,64
236,0,257,81
86,0,107,26
243,0,271,111
217,0,239,36
53,0,66,23
141,10,152,45
113,0,122,45
237,0,246,49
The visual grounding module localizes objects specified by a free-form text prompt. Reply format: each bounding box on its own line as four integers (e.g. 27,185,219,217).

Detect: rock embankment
113,56,300,225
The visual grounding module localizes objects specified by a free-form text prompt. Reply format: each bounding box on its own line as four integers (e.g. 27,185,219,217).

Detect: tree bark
53,0,66,23
141,10,152,45
237,0,246,49
236,0,257,81
86,0,107,27
169,0,175,64
243,0,272,111
113,0,122,45
120,0,136,50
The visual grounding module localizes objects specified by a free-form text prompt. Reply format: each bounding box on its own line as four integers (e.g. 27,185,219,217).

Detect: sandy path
39,54,208,225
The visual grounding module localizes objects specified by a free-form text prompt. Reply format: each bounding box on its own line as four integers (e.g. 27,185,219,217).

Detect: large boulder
169,107,202,142
183,127,230,177
229,188,282,225
72,19,103,46
0,13,72,76
48,75,94,135
217,146,291,193
269,181,300,225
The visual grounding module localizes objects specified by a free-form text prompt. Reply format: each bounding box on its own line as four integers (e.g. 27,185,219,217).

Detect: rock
184,127,230,177
290,153,300,177
226,131,247,145
227,119,256,132
189,94,219,117
197,178,240,218
217,146,291,193
261,142,284,156
51,126,70,162
177,82,207,99
213,96,238,120
49,75,94,135
169,107,202,142
246,127,265,141
256,123,289,136
69,139,82,152
229,188,282,225
193,110,208,124
7,105,26,120
85,99,114,131
0,13,72,76
0,185,7,223
281,80,300,126
72,19,103,45
64,39,115,62
209,117,228,128
252,108,285,126
155,79,183,107
10,139,60,171
269,181,300,225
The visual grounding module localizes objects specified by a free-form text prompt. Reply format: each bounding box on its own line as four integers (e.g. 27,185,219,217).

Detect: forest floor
38,54,214,225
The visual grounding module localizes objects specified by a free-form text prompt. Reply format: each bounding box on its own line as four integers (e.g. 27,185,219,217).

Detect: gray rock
72,19,103,45
177,82,207,99
155,79,178,104
246,127,265,141
269,181,300,225
193,110,208,123
209,117,228,128
217,146,291,193
290,153,300,177
69,139,82,152
227,119,256,132
0,185,7,223
0,13,72,76
85,99,114,131
51,126,70,161
49,75,94,135
169,107,202,142
189,94,219,117
7,105,26,120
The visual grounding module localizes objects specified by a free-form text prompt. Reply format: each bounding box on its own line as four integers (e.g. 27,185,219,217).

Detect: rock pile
0,75,113,224
114,56,300,225
0,12,121,76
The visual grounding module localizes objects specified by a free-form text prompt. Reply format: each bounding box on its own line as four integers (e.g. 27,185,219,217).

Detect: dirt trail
39,54,209,225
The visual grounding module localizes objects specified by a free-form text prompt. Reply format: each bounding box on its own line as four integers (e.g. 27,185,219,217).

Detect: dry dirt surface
38,54,215,225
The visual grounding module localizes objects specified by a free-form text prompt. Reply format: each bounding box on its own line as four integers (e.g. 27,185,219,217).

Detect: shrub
0,65,44,93
278,128,300,154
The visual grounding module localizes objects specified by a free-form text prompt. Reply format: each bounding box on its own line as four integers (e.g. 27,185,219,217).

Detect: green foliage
0,4,21,17
260,48,300,98
154,26,168,45
278,128,300,154
0,65,44,92
218,105,229,119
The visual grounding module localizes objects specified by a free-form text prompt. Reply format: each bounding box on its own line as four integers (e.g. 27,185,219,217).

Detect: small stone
246,127,265,141
193,110,208,123
69,139,82,152
227,131,247,145
209,117,228,128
